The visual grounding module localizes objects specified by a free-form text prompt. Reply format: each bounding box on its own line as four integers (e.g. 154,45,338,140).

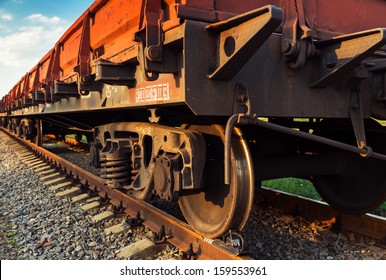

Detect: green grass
373,203,386,217
65,134,88,143
263,177,386,217
5,232,17,245
1,227,17,246
263,178,322,200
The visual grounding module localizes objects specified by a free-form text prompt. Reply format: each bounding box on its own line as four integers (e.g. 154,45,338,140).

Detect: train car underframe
2,5,386,238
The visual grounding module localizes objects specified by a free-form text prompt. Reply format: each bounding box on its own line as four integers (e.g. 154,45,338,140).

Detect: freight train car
1,0,386,238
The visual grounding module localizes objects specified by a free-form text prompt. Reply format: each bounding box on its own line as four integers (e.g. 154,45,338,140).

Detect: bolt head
147,46,161,60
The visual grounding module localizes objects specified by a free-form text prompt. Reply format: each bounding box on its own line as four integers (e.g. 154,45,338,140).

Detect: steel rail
0,127,246,260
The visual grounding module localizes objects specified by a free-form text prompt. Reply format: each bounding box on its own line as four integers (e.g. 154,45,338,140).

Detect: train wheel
312,123,386,214
32,119,43,146
178,125,254,239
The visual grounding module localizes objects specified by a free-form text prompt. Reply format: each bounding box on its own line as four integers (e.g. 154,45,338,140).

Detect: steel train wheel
312,121,386,214
313,152,386,214
32,119,43,146
178,125,254,239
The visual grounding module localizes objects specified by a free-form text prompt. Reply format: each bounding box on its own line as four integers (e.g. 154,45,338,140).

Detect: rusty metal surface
206,6,282,80
182,21,370,118
1,0,386,92
302,0,386,39
3,0,386,120
95,122,207,199
172,1,386,39
4,21,384,119
312,28,386,88
178,125,255,239
1,127,244,260
256,187,386,241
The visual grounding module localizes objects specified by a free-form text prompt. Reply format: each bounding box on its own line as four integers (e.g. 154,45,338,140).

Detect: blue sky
0,0,94,98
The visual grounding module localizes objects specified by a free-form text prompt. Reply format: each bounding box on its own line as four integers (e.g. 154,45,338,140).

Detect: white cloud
0,25,66,67
0,10,13,21
25,13,64,25
0,15,69,97
1,14,13,21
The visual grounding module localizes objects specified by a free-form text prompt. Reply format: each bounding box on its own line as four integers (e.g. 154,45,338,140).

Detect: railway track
0,128,248,260
1,128,385,260
44,133,386,247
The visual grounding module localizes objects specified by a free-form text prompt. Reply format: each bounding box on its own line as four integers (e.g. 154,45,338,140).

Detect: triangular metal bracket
206,5,282,80
312,28,386,88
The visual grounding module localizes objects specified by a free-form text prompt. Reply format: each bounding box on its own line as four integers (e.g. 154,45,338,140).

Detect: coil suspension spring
100,140,132,188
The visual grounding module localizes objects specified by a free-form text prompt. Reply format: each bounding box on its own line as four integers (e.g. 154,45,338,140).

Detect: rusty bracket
23,65,41,107
73,11,103,95
136,0,163,63
233,82,251,115
44,43,61,103
95,59,136,87
153,225,169,244
181,243,199,260
51,44,61,87
31,63,41,94
75,11,92,85
348,65,369,153
206,5,282,80
312,28,386,88
282,0,313,69
113,201,125,214
16,82,22,108
22,73,30,98
349,89,368,153
38,48,56,103
9,87,15,108
126,212,144,227
134,0,178,81
79,182,89,192
44,49,56,93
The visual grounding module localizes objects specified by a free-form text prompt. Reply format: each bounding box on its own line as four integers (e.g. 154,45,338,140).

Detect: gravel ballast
0,136,179,260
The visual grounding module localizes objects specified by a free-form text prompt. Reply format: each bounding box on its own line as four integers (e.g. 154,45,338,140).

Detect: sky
0,0,94,98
